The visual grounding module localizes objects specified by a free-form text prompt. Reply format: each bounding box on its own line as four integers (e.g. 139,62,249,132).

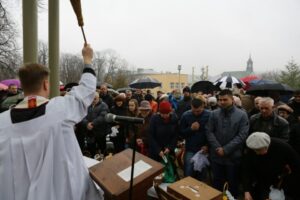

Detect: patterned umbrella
240,75,260,90
129,77,161,89
0,79,21,88
214,75,245,89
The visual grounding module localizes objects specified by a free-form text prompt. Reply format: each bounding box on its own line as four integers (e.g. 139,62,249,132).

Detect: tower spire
246,54,253,72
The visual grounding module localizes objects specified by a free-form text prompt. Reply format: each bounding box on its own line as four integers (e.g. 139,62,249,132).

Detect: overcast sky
10,0,300,76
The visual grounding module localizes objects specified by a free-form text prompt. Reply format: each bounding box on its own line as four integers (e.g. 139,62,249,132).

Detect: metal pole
22,0,38,64
192,67,194,85
178,65,182,92
49,0,60,98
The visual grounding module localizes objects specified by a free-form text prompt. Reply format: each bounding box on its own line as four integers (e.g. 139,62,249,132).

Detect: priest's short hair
19,63,50,94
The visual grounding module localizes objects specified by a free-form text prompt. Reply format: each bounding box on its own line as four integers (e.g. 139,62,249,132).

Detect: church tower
246,55,253,72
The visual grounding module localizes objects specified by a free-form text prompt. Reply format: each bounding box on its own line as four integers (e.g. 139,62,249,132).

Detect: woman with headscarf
149,101,178,162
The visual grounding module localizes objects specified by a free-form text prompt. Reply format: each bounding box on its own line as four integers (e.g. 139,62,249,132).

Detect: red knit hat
159,101,172,114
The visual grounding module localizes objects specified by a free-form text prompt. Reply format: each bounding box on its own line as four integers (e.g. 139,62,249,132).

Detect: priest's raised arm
0,44,103,200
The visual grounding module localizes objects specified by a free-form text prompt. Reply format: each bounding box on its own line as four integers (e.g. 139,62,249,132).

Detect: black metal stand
110,118,144,200
128,129,137,200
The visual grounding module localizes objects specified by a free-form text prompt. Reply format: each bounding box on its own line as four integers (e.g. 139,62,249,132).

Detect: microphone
105,113,144,124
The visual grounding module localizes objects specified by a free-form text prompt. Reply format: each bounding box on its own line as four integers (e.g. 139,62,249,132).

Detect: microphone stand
128,124,137,200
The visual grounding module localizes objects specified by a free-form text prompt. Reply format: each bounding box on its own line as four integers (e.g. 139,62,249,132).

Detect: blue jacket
180,109,210,153
206,106,249,165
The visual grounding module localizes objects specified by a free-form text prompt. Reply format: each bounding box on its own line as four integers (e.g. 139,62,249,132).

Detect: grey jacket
82,101,110,137
206,106,249,164
249,112,289,142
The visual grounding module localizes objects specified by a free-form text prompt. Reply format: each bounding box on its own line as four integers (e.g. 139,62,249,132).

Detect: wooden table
89,149,164,200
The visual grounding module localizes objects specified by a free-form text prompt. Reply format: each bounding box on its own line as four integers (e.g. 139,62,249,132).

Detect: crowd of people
1,54,300,200
69,81,300,199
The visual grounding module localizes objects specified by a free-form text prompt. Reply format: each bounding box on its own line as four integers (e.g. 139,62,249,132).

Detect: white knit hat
208,96,217,105
246,132,271,149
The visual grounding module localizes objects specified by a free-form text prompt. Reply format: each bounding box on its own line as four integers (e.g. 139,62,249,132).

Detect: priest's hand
82,43,93,64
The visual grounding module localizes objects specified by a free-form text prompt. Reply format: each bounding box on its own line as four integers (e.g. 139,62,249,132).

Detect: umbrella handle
81,26,87,44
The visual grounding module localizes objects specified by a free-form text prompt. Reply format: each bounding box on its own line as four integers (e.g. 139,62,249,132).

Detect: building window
170,82,174,89
176,82,179,89
181,83,185,88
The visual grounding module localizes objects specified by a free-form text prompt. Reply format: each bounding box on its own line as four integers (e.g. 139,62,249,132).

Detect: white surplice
0,71,103,200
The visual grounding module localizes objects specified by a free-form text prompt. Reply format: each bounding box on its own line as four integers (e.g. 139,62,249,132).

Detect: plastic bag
190,150,210,172
222,182,235,200
161,155,177,183
110,126,119,137
269,185,285,200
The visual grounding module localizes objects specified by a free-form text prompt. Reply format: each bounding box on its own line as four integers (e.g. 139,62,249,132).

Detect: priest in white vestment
0,44,103,200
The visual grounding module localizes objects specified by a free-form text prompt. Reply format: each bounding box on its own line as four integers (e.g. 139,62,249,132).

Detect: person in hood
176,86,192,119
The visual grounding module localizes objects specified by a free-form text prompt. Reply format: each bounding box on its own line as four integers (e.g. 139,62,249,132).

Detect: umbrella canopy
240,75,260,90
64,82,79,91
191,81,217,94
108,88,119,97
0,83,8,90
246,82,294,96
214,75,245,90
0,79,21,88
116,87,137,93
240,75,260,83
129,77,161,89
249,79,277,86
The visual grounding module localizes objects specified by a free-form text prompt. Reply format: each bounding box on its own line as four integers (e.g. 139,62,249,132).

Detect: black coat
100,93,114,109
242,138,300,199
176,97,191,120
149,113,178,161
289,122,300,156
289,100,300,119
110,104,128,152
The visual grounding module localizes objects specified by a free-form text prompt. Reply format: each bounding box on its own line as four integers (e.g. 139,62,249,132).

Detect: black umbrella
129,77,161,89
246,82,294,96
64,82,79,91
116,87,137,93
191,81,217,94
